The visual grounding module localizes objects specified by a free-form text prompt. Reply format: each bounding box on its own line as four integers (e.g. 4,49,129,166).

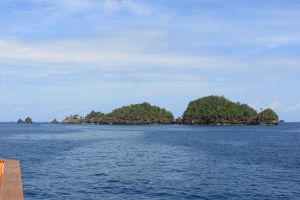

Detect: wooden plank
0,159,24,200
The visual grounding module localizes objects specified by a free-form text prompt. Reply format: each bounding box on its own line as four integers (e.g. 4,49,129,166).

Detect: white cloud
254,35,300,49
13,107,27,113
1,34,299,73
287,101,300,112
31,0,153,15
55,105,72,110
249,100,261,110
269,101,281,110
0,36,243,70
0,76,13,87
261,101,300,113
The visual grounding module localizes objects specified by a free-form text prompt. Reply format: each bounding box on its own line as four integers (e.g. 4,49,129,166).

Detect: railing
0,159,24,200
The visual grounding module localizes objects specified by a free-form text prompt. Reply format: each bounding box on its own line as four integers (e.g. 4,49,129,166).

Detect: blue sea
0,123,300,199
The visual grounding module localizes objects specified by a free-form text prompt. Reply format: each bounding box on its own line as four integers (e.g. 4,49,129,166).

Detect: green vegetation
182,95,257,124
25,117,33,123
86,110,105,120
17,119,24,123
255,108,279,124
51,118,59,124
61,114,85,124
60,102,174,124
103,102,174,124
58,95,279,125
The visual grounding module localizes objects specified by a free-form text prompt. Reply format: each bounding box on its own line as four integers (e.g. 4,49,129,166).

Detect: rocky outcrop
61,115,85,124
17,119,24,123
51,119,59,124
25,117,33,123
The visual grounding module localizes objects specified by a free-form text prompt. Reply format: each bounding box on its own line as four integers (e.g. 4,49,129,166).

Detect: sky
1,0,300,122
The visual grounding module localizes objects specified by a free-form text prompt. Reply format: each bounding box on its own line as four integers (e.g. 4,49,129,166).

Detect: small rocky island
50,119,59,124
61,114,85,124
57,95,279,125
18,117,33,123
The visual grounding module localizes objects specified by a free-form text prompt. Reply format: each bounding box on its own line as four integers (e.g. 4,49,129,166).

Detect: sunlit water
0,123,299,199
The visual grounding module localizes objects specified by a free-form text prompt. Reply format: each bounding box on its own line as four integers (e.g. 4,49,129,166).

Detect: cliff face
182,96,279,125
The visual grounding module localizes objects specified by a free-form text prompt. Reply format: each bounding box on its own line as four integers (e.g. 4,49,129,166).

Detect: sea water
0,123,299,199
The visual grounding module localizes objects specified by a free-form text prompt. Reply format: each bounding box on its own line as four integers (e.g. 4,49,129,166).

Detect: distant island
56,95,279,125
61,102,174,125
182,96,278,125
18,117,33,123
50,118,59,124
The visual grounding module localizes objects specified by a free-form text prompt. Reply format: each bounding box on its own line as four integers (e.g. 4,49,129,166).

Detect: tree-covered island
182,96,278,125
61,102,174,125
58,96,279,125
18,117,33,123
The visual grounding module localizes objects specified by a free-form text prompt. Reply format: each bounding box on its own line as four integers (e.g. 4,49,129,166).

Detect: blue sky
1,0,300,122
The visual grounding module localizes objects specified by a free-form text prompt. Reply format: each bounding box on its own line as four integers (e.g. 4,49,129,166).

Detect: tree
25,117,33,123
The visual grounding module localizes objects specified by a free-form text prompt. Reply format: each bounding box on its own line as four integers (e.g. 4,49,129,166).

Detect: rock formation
25,117,33,123
60,115,85,124
51,119,59,124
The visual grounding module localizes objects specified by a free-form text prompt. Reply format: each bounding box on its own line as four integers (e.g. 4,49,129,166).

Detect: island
61,102,174,125
17,117,33,123
182,95,278,125
56,95,279,126
50,118,59,124
61,114,85,124
25,117,33,123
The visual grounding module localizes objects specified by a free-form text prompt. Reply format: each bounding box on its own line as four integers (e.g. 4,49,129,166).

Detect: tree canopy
103,102,174,124
255,108,278,124
182,95,257,124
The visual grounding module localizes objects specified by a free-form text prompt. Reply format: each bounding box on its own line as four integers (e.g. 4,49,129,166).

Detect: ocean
0,123,299,199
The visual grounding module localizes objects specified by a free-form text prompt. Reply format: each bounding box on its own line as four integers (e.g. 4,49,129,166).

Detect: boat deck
0,159,23,200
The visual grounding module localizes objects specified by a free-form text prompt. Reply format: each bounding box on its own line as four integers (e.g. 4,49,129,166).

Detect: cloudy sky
1,0,300,122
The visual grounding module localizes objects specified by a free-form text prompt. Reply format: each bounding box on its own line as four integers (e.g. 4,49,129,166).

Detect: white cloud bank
256,101,300,114
287,101,300,112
